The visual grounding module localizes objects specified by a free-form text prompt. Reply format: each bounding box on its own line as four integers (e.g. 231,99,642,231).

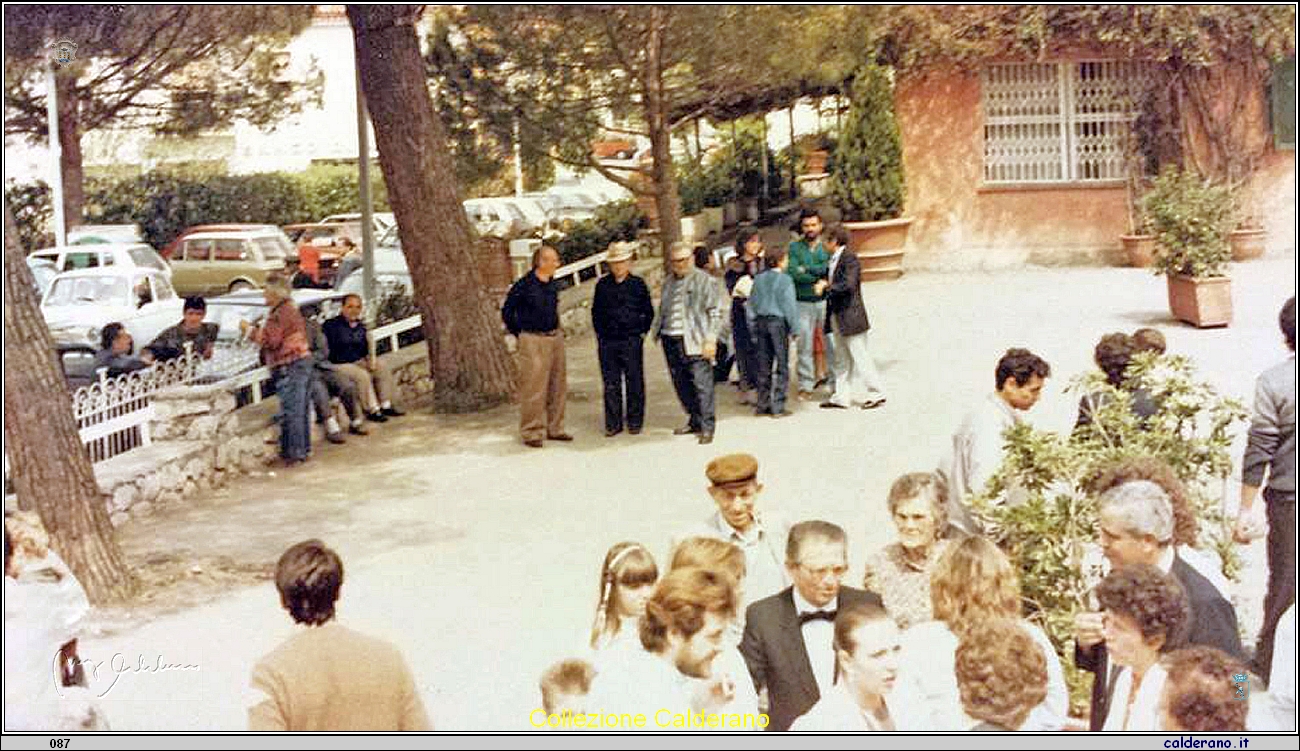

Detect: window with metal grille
982,61,1154,184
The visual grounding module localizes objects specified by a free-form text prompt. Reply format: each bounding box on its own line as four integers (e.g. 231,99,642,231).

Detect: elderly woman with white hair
1074,480,1245,729
242,273,314,466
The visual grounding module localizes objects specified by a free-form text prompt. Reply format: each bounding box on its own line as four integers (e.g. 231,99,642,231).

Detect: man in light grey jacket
652,241,726,445
1235,296,1296,682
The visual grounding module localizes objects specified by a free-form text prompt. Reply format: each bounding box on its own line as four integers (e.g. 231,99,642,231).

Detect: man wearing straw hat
591,241,655,438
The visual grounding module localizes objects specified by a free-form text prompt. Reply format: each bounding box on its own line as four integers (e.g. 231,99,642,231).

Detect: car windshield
128,247,168,272
255,236,287,261
44,276,128,307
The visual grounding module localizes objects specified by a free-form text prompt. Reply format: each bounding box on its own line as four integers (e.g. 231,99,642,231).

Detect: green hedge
553,199,647,266
6,166,391,252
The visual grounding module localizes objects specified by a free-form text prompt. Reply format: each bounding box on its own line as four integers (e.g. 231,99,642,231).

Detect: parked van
168,229,292,296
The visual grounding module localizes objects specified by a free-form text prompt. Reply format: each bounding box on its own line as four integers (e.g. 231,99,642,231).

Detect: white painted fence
73,314,426,464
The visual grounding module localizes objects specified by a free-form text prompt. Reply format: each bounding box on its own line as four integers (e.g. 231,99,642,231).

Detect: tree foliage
3,5,321,141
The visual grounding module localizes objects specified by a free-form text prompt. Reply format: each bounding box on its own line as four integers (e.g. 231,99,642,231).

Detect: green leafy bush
554,199,647,266
832,64,905,221
970,351,1247,716
1144,166,1236,278
5,179,53,252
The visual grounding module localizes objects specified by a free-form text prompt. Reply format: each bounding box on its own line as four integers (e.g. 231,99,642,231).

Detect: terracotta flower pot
1229,228,1266,262
804,149,829,175
1120,235,1157,268
1166,274,1232,328
844,217,913,282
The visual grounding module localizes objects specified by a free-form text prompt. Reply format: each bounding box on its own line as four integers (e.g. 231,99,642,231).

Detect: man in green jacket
787,208,835,399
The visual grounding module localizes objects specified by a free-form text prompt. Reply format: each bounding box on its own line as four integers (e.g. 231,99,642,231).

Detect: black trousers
662,335,715,434
597,335,646,433
731,302,757,390
753,316,791,415
1255,489,1296,683
713,341,735,383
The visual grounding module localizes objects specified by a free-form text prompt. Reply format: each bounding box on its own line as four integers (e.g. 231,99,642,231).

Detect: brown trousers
518,332,567,441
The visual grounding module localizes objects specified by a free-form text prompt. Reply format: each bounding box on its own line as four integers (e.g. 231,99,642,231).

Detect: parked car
57,342,101,390
30,243,171,279
543,189,601,228
40,267,184,351
500,196,556,238
66,224,144,245
160,224,293,260
592,139,637,160
167,229,292,296
26,257,59,298
320,212,394,237
202,288,351,347
463,197,527,239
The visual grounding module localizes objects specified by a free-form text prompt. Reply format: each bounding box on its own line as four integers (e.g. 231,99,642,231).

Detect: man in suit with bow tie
739,520,883,731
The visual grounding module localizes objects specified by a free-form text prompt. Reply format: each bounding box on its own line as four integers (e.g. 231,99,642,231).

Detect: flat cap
706,453,759,486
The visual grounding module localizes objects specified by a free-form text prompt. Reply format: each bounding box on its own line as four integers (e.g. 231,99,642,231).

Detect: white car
41,267,184,351
320,212,394,237
30,243,171,279
500,196,556,238
463,198,527,239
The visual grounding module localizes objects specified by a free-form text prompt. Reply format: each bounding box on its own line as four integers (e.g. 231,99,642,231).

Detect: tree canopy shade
424,5,843,252
3,5,321,228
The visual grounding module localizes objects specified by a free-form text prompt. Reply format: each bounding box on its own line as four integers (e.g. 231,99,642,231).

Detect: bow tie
798,609,836,625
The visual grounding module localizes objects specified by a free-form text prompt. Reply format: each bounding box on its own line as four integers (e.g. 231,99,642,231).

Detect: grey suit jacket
739,585,881,732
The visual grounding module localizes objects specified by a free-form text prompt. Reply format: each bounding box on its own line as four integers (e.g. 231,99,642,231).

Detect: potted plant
797,132,836,175
1228,186,1267,261
831,64,911,282
677,163,707,242
1143,167,1236,327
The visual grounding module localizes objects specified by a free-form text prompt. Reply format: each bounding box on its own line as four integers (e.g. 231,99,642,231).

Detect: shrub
553,199,647,266
5,179,53,252
1144,166,1235,278
832,63,905,221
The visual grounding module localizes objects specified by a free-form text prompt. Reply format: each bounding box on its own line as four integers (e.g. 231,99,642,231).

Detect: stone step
861,265,904,282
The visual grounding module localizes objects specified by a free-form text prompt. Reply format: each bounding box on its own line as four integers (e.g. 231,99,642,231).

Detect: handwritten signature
54,652,200,698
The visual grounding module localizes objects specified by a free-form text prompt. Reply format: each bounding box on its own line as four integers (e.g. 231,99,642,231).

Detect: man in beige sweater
247,540,430,731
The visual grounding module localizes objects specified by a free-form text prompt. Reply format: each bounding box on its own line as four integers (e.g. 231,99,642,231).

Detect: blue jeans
662,336,715,435
796,300,834,392
753,316,790,415
273,358,313,461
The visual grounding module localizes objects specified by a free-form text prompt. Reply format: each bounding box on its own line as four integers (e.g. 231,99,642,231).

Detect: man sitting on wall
322,294,404,423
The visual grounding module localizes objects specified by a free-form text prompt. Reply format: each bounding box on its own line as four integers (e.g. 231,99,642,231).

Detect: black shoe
325,432,347,445
524,439,544,448
366,411,389,423
698,433,714,445
673,425,700,436
348,424,369,436
628,427,642,435
381,406,405,417
862,398,888,410
547,433,574,442
819,401,848,409
605,428,623,438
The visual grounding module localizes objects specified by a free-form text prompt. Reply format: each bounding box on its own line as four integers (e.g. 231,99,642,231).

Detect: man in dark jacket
502,245,571,448
590,242,654,437
817,224,886,411
740,520,883,731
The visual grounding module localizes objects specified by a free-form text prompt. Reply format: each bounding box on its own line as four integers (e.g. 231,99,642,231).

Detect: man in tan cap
651,241,727,445
672,453,791,609
591,242,654,437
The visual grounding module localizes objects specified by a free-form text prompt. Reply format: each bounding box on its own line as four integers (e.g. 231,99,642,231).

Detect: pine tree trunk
642,7,681,260
57,66,84,230
347,6,517,412
3,208,136,603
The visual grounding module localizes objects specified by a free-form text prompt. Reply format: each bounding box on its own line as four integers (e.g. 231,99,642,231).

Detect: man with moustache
740,521,883,731
787,208,834,400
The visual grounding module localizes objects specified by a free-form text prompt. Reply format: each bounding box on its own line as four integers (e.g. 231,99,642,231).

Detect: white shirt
828,248,843,286
944,392,1022,534
792,589,838,696
1104,663,1168,732
587,643,693,720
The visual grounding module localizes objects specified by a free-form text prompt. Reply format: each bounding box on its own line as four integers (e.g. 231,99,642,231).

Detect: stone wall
93,345,433,526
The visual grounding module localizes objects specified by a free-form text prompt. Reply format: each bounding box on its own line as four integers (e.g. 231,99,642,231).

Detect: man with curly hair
955,619,1048,731
1075,332,1159,429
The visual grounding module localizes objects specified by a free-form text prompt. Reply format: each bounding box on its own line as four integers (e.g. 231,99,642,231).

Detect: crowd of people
503,208,889,448
91,273,404,463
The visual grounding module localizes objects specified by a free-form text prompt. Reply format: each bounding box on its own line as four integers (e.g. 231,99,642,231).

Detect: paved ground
74,253,1295,731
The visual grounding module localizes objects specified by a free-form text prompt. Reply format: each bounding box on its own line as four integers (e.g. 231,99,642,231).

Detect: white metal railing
74,315,426,464
555,251,607,287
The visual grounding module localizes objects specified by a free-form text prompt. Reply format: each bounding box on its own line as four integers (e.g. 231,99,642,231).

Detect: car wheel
229,280,255,292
